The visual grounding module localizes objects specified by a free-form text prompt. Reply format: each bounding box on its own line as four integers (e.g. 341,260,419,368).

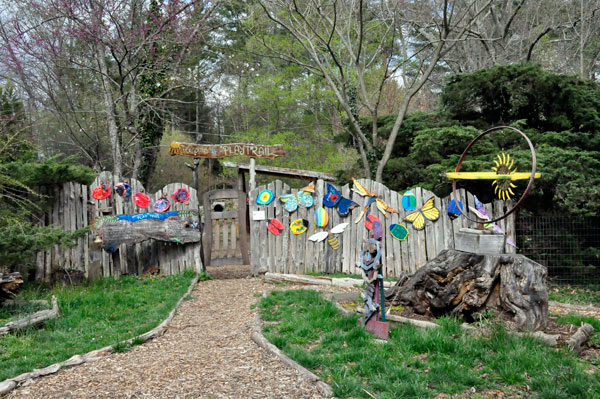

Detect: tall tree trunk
96,44,123,180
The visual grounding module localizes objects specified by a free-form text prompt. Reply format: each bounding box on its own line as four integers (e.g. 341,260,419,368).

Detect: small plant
112,341,131,353
131,336,145,347
197,271,213,281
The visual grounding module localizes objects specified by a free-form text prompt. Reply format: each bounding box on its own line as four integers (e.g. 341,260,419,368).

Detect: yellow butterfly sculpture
403,197,440,230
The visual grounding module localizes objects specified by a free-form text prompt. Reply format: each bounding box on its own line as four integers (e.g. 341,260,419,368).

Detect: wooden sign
169,142,285,160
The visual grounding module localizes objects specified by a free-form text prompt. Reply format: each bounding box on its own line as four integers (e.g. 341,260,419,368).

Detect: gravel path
8,266,326,399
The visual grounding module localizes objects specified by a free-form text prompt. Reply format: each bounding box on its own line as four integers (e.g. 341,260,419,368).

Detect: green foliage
340,66,600,216
0,86,96,272
0,155,96,187
0,223,89,271
259,289,600,399
0,270,194,381
441,64,600,133
222,63,357,187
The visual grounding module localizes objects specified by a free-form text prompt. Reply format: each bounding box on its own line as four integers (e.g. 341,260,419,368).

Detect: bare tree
441,0,600,78
253,0,493,181
0,0,217,181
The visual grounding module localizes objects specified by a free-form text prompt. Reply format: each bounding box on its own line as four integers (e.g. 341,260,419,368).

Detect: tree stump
385,249,548,331
0,272,24,306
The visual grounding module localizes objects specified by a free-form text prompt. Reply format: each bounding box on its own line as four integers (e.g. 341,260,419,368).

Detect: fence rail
249,179,515,276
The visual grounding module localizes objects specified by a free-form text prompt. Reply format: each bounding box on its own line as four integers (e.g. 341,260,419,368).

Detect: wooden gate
202,189,250,266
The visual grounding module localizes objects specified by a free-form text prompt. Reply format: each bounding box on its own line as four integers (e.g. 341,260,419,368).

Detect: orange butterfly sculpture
351,178,399,223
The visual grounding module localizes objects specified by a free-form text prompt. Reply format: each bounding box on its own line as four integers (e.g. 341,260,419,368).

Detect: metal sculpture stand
358,238,389,340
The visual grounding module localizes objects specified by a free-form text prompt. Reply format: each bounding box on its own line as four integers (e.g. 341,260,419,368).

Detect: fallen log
385,249,548,332
567,323,594,354
0,272,23,306
0,296,60,335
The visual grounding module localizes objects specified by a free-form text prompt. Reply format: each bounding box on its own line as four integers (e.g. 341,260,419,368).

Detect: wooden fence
35,171,202,280
248,179,515,276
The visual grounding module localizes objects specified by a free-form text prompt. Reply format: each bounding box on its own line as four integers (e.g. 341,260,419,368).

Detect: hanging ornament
92,184,111,200
133,192,150,209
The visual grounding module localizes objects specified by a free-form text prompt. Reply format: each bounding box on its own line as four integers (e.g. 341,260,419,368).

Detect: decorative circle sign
256,189,275,205
92,184,111,200
133,192,150,209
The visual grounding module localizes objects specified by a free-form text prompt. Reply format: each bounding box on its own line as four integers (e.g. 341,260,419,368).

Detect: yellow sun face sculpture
491,152,517,200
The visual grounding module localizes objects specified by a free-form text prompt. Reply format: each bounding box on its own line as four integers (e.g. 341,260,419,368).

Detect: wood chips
7,266,326,399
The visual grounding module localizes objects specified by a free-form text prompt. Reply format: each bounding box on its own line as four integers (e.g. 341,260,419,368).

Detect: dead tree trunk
0,272,23,306
385,249,548,331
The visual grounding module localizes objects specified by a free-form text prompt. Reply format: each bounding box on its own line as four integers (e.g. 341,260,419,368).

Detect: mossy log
385,249,548,331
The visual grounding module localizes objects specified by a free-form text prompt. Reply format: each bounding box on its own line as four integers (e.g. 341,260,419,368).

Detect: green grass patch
549,285,600,307
259,289,600,399
0,270,195,381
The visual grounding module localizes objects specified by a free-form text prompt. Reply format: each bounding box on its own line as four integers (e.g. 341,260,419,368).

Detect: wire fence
516,216,600,287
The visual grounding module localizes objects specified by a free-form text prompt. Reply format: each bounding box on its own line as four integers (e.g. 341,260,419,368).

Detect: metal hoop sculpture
451,126,538,224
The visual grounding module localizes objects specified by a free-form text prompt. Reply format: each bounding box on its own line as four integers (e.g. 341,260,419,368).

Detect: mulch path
7,265,327,399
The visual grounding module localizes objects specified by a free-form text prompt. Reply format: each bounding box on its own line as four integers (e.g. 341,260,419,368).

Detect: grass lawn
549,285,600,307
259,289,600,399
0,270,195,382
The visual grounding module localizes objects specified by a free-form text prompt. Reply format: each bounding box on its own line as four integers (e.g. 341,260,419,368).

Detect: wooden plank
274,180,283,273
169,142,285,159
211,210,239,220
238,190,249,265
249,185,260,274
404,188,417,273
311,178,325,273
223,161,336,181
413,187,427,271
279,182,290,274
82,183,90,277
354,179,370,275
73,183,82,272
341,184,351,274
207,189,245,201
295,187,307,274
397,189,411,274
266,181,275,272
202,191,213,266
222,218,229,257
388,186,402,276
422,188,437,262
440,194,455,251
329,182,342,273
348,183,358,275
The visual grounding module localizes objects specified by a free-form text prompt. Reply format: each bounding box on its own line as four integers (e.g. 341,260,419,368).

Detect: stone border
0,275,199,397
251,291,333,398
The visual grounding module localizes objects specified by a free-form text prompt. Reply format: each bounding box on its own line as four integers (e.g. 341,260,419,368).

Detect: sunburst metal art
445,126,542,224
491,152,518,200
